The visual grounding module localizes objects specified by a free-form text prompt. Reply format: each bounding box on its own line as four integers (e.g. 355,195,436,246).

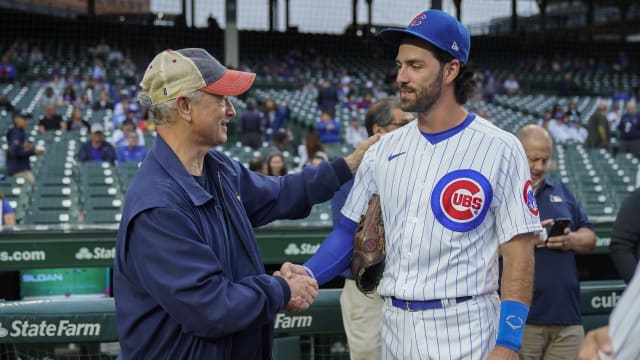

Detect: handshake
273,262,318,313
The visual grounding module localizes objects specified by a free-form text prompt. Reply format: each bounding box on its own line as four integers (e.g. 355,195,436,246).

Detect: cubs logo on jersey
431,169,493,232
523,180,539,216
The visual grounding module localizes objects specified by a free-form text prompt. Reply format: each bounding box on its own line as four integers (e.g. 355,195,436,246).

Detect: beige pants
519,324,584,360
12,170,35,185
340,279,383,360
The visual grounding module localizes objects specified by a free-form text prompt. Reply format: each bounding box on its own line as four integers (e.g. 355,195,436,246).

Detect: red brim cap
201,69,256,96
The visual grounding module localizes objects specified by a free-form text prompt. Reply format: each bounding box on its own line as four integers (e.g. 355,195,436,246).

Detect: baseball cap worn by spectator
379,9,470,64
91,123,104,133
140,48,256,105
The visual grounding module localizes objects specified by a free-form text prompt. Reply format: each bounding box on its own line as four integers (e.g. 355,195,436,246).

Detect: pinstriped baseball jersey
609,266,640,359
342,113,542,301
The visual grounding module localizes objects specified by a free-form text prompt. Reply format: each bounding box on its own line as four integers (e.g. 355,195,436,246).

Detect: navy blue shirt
6,127,35,175
527,177,593,325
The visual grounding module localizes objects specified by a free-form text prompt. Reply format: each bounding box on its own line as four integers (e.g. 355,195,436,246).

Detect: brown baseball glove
351,193,385,294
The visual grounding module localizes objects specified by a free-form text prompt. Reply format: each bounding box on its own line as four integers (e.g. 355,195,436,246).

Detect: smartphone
548,218,570,237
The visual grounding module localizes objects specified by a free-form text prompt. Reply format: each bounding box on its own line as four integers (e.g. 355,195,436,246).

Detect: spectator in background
262,98,289,142
612,86,631,103
607,104,622,128
343,93,358,111
38,103,66,134
59,85,77,106
93,90,114,110
239,97,263,149
317,79,339,116
567,102,581,123
0,192,16,227
345,116,368,147
267,128,296,155
551,103,564,120
357,93,373,110
0,56,17,83
586,101,611,149
74,92,92,110
265,152,287,176
39,86,59,108
316,111,340,145
567,120,588,143
539,110,553,129
617,100,640,157
516,125,596,360
297,131,327,171
6,111,44,184
111,119,144,148
503,73,520,95
113,95,137,128
117,131,147,164
0,95,14,113
28,46,43,65
609,188,640,284
547,113,571,144
66,107,91,134
78,123,116,165
248,156,267,174
92,59,106,80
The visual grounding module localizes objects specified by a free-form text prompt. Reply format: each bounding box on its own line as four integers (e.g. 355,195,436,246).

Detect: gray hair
137,90,205,127
364,97,402,136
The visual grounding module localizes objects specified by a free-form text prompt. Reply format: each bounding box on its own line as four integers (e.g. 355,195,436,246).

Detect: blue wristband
496,300,529,352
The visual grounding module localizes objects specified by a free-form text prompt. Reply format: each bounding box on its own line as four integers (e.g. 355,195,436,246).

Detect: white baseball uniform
342,113,542,359
609,265,640,359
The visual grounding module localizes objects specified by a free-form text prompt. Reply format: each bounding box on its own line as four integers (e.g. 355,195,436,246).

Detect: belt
390,296,473,311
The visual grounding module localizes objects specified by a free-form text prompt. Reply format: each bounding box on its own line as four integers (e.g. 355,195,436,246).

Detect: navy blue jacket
78,141,116,165
6,127,35,175
528,177,593,325
114,135,351,359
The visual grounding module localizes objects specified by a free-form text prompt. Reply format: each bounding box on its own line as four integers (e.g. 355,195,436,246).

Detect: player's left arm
490,232,535,359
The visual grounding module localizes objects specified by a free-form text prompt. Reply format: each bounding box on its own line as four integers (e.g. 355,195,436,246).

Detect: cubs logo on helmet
523,180,539,216
410,13,427,27
431,169,493,232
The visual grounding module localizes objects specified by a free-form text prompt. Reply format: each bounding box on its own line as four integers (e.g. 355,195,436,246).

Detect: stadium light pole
225,0,239,68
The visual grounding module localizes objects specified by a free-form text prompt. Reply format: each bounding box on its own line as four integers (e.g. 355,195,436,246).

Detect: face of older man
189,92,237,147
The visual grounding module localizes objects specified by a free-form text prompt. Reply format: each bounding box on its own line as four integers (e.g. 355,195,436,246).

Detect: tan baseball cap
140,48,256,105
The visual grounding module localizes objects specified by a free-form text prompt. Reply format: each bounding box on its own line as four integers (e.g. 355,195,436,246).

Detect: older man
113,48,377,359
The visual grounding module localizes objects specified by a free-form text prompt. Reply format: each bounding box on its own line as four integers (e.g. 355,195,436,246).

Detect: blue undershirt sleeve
304,215,358,285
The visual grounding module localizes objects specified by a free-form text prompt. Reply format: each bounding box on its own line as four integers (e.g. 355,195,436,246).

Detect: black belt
390,296,473,311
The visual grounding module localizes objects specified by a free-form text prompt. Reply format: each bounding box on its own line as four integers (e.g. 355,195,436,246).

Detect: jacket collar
151,135,214,206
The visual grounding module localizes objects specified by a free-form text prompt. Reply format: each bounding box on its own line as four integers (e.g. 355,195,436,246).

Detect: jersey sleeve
494,139,543,244
341,147,378,222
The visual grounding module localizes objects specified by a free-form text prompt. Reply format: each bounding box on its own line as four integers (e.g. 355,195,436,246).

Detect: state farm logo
431,170,493,232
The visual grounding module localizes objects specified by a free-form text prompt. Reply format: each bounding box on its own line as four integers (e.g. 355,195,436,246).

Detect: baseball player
282,9,541,359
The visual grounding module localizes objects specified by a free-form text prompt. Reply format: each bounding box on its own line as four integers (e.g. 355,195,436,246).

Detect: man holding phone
516,125,596,359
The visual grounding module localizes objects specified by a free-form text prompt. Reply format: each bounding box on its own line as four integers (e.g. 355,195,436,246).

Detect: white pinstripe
610,266,640,360
342,115,542,358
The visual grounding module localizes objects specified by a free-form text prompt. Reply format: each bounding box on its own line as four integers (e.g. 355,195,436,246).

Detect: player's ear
443,60,460,84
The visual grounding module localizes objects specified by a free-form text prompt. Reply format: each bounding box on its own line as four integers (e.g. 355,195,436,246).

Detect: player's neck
416,102,468,134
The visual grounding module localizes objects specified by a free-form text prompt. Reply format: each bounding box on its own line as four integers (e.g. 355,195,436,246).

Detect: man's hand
578,326,612,360
487,346,518,360
343,134,381,174
274,262,319,313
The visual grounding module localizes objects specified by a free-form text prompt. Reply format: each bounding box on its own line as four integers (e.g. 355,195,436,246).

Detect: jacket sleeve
124,207,290,338
77,143,90,162
610,191,640,283
238,158,352,227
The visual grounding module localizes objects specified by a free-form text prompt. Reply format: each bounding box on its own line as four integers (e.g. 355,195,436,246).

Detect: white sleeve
341,148,378,222
494,139,543,244
610,266,640,360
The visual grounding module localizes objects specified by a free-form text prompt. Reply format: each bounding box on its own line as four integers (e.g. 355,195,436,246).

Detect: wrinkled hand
578,326,612,360
343,134,381,174
487,346,518,360
274,262,318,313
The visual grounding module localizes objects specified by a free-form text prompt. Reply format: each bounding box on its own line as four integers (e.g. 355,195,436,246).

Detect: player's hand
578,326,612,360
274,271,318,313
487,346,518,360
343,134,381,174
279,262,312,279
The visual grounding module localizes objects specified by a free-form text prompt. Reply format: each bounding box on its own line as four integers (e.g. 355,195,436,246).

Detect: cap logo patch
410,13,427,27
451,41,459,51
